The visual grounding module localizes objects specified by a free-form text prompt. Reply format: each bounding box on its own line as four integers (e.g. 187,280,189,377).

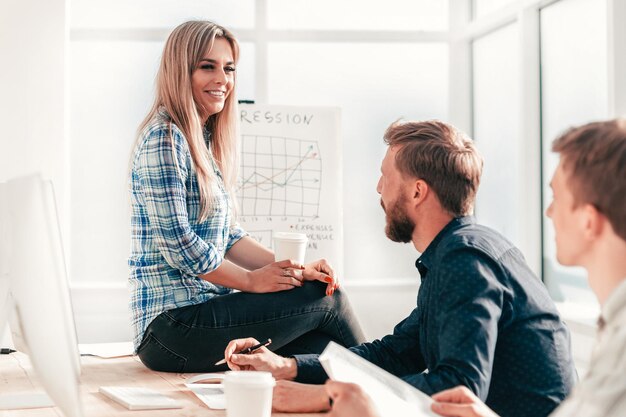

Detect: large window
462,0,616,310
67,0,623,307
473,0,520,19
267,0,447,31
68,0,449,283
472,23,521,248
268,42,448,280
540,0,608,305
71,0,255,29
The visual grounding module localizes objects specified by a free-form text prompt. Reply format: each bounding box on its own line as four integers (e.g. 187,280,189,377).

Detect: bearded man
224,120,576,417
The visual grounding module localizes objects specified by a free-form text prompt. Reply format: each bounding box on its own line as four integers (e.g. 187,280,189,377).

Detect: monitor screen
0,182,9,343
1,174,83,417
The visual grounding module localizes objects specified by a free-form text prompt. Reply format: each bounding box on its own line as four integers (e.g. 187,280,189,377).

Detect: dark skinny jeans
137,281,365,373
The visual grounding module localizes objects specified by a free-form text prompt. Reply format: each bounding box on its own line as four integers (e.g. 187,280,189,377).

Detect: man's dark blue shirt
295,217,576,417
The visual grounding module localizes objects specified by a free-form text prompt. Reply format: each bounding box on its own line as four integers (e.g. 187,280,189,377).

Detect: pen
215,338,272,366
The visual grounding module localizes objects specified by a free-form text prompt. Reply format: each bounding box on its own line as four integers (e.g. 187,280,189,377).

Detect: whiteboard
237,104,343,275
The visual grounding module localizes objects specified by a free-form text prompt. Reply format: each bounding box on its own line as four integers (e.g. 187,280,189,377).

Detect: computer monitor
0,174,83,417
0,181,10,352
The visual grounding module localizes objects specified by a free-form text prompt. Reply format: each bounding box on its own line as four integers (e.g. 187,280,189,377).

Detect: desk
0,352,319,417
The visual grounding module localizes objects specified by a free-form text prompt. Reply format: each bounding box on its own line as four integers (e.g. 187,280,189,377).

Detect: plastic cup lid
224,371,276,387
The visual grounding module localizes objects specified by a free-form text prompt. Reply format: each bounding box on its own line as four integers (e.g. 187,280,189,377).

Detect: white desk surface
0,352,319,417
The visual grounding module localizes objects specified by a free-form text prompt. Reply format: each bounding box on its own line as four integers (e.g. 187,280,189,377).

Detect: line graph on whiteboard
237,134,322,219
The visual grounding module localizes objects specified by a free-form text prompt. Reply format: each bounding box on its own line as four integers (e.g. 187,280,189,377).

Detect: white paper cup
224,371,275,417
273,232,308,264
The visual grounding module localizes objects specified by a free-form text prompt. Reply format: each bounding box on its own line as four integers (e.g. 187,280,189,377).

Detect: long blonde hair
136,20,240,222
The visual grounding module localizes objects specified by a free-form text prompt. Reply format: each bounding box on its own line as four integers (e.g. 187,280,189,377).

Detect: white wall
0,0,68,217
0,0,68,349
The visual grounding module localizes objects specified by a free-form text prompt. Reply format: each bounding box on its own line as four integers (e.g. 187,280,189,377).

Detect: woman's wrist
200,261,254,292
242,270,255,292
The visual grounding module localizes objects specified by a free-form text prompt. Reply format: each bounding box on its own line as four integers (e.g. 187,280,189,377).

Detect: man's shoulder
437,222,517,261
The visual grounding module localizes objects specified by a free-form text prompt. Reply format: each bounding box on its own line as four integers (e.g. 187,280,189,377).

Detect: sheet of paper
78,342,134,358
319,342,438,417
186,385,225,409
185,374,226,409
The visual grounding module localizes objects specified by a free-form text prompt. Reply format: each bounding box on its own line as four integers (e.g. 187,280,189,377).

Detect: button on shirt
295,217,576,417
550,279,626,417
128,111,247,350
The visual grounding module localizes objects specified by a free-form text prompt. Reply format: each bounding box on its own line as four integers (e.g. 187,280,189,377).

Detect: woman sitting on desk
128,20,365,372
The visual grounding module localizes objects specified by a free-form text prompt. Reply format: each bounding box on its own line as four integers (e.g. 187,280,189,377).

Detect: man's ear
412,179,429,206
582,204,605,239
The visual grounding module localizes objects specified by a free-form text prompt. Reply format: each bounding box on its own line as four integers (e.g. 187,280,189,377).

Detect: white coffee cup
273,232,308,264
223,371,275,417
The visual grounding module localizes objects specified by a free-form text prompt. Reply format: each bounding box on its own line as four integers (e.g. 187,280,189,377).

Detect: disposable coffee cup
273,232,308,264
224,371,275,417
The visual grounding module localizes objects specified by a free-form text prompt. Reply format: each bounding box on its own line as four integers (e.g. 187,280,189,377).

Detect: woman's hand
224,337,298,380
302,258,340,296
431,386,500,417
245,259,305,293
325,381,379,417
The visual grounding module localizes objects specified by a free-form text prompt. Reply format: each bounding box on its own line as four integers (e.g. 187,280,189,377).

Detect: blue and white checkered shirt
128,110,247,351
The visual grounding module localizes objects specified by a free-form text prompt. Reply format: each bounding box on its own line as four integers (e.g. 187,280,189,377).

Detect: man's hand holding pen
224,337,298,380
215,338,272,365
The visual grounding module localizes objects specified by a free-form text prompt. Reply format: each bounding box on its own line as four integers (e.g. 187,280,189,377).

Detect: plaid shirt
128,110,247,350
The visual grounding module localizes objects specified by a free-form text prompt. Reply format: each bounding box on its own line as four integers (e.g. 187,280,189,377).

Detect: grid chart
237,135,322,218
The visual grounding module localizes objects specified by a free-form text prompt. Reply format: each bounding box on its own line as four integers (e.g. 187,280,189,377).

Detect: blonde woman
128,20,365,372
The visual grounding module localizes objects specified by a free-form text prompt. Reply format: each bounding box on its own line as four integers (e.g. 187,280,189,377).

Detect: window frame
449,0,626,289
67,0,626,296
